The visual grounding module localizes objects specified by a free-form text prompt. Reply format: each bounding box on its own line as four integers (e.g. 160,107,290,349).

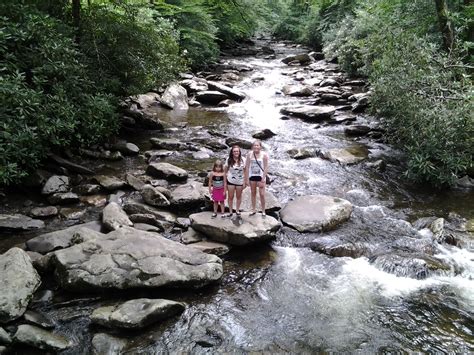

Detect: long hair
227,145,243,167
212,159,224,172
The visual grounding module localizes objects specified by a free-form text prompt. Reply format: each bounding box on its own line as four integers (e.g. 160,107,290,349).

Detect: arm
244,153,250,186
263,153,269,182
208,172,213,193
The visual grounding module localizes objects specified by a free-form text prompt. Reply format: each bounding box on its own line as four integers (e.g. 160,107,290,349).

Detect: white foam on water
275,246,302,274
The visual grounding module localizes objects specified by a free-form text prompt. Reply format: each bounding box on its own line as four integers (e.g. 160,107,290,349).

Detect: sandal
249,211,257,216
211,213,217,218
227,213,234,218
221,214,227,219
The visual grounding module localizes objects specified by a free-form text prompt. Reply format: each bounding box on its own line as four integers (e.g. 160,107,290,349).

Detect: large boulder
146,163,188,182
189,212,281,246
252,129,276,140
280,105,336,121
207,81,245,101
13,325,72,351
122,200,177,225
91,298,185,329
0,248,41,323
239,189,281,213
102,202,133,231
281,53,312,65
94,175,127,191
280,195,352,232
141,184,171,207
26,221,102,254
41,175,69,195
195,91,229,105
179,78,208,94
47,192,79,205
0,214,44,232
170,181,210,209
130,92,160,109
282,85,314,97
160,83,188,110
319,146,369,165
52,227,223,291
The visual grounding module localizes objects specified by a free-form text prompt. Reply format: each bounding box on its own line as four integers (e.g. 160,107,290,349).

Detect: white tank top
249,153,265,178
226,158,245,185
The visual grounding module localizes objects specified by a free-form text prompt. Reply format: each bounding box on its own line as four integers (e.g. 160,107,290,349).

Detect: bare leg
258,184,266,215
213,201,218,216
235,185,243,213
227,185,235,215
250,181,257,213
219,201,225,214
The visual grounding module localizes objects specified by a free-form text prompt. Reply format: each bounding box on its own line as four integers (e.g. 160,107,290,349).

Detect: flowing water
3,40,474,353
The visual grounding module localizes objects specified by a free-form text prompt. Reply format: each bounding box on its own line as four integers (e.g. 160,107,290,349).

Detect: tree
434,0,455,51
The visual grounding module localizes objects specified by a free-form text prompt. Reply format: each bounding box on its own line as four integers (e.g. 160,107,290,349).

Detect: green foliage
0,2,117,185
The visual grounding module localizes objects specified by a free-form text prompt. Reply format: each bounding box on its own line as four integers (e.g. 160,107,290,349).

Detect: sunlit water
4,40,473,353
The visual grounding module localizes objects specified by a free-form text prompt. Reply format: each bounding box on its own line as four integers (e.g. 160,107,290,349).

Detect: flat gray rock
0,327,11,344
91,298,185,329
195,91,229,105
160,83,189,110
146,162,188,182
0,214,44,232
170,181,210,209
141,184,170,207
280,105,336,121
207,81,245,101
188,241,230,256
13,325,72,351
0,248,41,323
122,200,176,225
30,206,58,218
94,175,127,191
92,333,127,355
181,228,204,244
239,189,281,213
47,192,79,205
280,195,352,232
52,227,223,291
102,202,133,231
320,146,369,165
189,212,280,246
41,175,69,195
26,221,102,254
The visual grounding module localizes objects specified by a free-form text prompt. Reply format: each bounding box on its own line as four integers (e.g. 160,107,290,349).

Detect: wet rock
74,184,102,195
195,91,229,105
123,200,177,225
181,228,204,244
124,174,145,191
466,219,474,233
160,83,188,110
91,298,185,329
180,78,208,94
102,202,133,231
27,251,52,273
344,125,371,137
189,241,230,256
221,72,240,81
252,129,276,140
281,195,352,232
26,221,102,254
319,78,340,87
192,138,228,151
365,159,386,172
192,150,211,159
287,147,316,160
91,333,127,355
47,192,80,205
454,175,474,189
141,184,171,207
345,189,371,207
13,325,72,351
351,94,370,112
0,327,11,344
130,92,160,109
190,212,280,246
319,146,369,165
320,93,342,102
345,79,366,86
52,227,223,291
0,248,41,323
41,175,69,195
217,99,235,107
282,85,314,97
112,141,139,156
0,214,45,232
29,206,58,218
59,207,86,220
146,162,188,182
80,194,107,207
310,236,371,258
224,137,253,150
240,189,281,213
280,105,336,121
370,253,451,279
309,51,324,60
133,223,162,233
281,53,312,65
207,81,245,101
49,154,94,175
24,310,56,329
330,113,356,124
94,175,127,191
150,137,188,150
128,214,165,230
430,218,445,243
170,181,209,209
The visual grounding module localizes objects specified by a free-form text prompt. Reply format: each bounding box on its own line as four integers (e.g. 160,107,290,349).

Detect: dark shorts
227,179,243,187
249,176,262,182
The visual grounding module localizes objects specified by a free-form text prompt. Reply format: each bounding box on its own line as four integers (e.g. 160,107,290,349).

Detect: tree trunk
72,0,81,42
434,0,454,51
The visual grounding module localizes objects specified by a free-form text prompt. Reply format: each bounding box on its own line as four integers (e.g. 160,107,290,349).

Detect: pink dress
211,174,225,202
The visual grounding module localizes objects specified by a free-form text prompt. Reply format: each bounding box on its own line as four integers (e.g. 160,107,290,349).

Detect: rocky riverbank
0,38,473,353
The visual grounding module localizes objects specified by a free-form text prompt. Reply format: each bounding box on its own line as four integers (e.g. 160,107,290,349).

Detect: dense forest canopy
0,0,472,186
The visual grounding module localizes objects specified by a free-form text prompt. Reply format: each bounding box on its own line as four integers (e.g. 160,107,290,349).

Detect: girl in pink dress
208,160,226,218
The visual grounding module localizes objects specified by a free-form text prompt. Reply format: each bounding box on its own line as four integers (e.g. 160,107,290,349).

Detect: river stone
180,79,208,94
130,92,160,109
128,215,165,231
0,248,41,323
309,236,372,258
252,129,276,140
122,200,177,225
13,325,72,351
320,146,369,165
170,181,210,209
126,174,146,191
48,154,94,175
52,227,223,291
59,207,86,220
195,91,229,105
133,223,162,233
149,138,187,150
189,212,280,246
92,333,127,355
280,105,336,121
207,81,245,101
102,202,133,231
24,310,56,329
74,184,102,195
146,163,188,182
280,195,353,232
94,175,127,191
181,228,204,244
225,137,253,149
160,83,189,110
282,53,312,65
282,85,314,97
0,327,11,344
287,147,317,160
141,184,170,207
47,192,79,205
189,241,230,256
26,221,102,254
91,298,185,329
41,175,69,195
0,346,5,354
239,189,281,213
112,141,139,156
344,125,371,137
0,214,45,232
